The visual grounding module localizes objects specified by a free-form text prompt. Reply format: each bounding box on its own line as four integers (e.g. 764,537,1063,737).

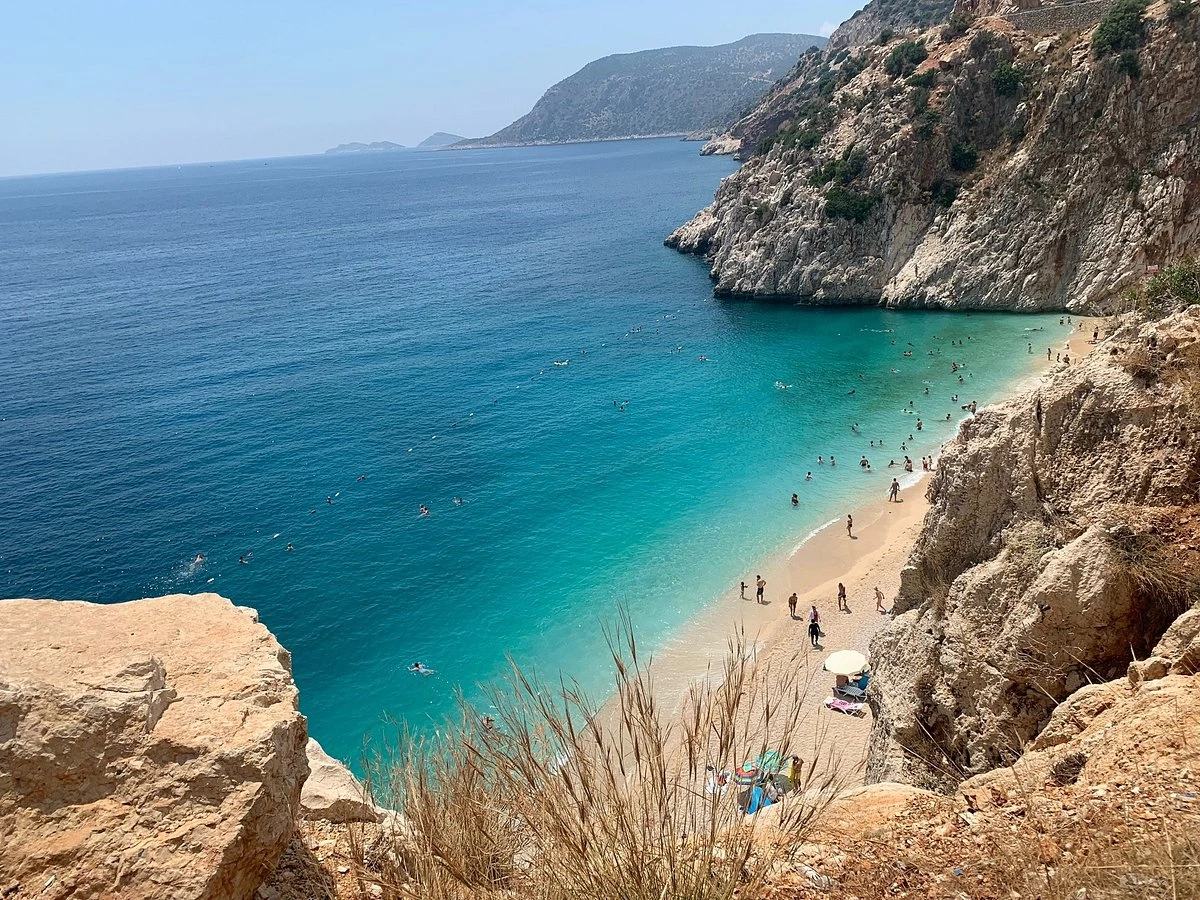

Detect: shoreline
594,314,1107,786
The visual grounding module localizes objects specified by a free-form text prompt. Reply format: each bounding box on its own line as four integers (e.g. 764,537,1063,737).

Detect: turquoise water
0,140,1060,762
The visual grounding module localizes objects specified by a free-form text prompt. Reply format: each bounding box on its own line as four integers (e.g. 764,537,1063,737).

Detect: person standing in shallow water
788,592,798,618
807,606,822,648
756,575,766,604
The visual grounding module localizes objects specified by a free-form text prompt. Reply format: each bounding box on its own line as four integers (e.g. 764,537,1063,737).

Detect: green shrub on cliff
884,41,928,78
992,62,1022,96
1093,0,1150,59
810,146,868,187
931,179,958,207
950,142,979,172
824,185,881,222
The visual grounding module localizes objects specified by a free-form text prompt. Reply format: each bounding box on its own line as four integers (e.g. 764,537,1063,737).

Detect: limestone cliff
0,594,309,899
672,5,1200,311
866,309,1200,792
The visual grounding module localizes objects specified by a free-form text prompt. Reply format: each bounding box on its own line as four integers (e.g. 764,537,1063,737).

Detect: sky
2,0,863,177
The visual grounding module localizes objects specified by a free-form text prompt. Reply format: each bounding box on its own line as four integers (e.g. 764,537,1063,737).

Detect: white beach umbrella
823,650,868,677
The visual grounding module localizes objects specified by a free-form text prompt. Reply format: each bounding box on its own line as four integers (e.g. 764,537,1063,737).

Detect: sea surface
0,140,1063,763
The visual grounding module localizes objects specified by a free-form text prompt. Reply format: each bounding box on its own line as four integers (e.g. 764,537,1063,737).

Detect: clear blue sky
2,0,862,176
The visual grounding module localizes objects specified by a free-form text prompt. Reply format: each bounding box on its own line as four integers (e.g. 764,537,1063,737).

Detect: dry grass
1108,519,1200,622
349,618,845,900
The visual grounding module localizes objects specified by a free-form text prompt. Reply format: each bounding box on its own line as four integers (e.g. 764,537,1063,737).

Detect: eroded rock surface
671,8,1200,311
866,311,1200,790
0,593,309,899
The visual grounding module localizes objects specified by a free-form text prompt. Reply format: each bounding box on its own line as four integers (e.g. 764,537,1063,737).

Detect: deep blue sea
0,139,1061,762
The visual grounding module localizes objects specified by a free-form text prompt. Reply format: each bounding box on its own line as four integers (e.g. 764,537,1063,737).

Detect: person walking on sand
756,575,766,604
837,582,847,611
889,478,900,502
846,514,854,538
808,606,822,648
875,586,887,613
788,592,798,618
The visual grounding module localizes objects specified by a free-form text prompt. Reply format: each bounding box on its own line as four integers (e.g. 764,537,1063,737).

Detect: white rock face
668,15,1200,311
865,310,1200,791
0,593,309,899
300,738,382,824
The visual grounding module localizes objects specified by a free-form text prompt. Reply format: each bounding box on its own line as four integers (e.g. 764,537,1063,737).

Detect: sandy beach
608,314,1109,790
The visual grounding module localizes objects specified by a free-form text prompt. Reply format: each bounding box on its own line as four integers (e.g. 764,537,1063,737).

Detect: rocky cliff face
866,309,1200,792
829,0,958,50
0,594,309,899
673,7,1200,311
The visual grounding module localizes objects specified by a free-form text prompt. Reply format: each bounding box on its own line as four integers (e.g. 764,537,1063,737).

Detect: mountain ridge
454,33,827,149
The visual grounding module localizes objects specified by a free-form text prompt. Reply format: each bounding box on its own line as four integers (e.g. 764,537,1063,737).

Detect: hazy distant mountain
417,132,467,149
454,33,827,149
325,141,406,154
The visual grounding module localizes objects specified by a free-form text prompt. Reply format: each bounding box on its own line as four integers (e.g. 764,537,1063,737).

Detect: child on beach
740,581,747,600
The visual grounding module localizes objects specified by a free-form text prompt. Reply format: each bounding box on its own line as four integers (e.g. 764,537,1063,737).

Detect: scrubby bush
992,62,1022,96
931,180,958,207
1168,0,1194,19
907,70,938,89
912,86,931,113
916,110,941,140
1093,0,1150,58
824,185,881,222
950,142,979,172
877,27,896,45
810,146,868,187
1117,48,1142,78
1120,257,1200,318
941,14,972,41
884,41,928,78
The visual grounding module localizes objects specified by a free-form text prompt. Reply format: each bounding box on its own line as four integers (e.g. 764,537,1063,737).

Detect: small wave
790,516,841,556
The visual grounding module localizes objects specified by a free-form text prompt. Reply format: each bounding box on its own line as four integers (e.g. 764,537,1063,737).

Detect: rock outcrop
300,739,381,825
672,5,1200,311
0,593,309,899
866,310,1200,791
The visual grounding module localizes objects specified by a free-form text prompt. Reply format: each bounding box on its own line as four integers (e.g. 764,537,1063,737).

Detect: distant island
452,32,827,149
417,132,466,149
324,141,405,154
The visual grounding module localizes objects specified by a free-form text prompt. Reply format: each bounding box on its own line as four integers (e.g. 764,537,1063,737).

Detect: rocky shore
668,2,1200,311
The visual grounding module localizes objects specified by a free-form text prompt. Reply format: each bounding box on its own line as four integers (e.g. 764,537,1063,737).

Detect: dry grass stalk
354,616,845,899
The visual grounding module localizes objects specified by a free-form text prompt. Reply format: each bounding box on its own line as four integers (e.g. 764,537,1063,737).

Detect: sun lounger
824,696,866,716
835,683,867,699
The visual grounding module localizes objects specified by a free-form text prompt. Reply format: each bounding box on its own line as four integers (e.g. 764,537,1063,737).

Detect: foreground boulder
0,593,309,899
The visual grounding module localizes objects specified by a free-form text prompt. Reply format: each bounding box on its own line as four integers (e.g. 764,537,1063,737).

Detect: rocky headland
452,33,826,149
669,0,1200,311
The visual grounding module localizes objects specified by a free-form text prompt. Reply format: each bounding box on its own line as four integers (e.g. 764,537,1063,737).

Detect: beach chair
835,683,867,700
824,696,866,716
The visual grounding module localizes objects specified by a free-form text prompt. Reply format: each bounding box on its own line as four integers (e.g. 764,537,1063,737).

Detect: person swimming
419,504,430,516
286,543,294,552
791,493,799,506
409,662,435,675
805,472,812,480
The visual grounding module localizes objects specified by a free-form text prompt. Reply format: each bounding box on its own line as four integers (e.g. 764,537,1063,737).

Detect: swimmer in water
286,543,294,552
791,493,799,506
192,553,205,567
453,497,464,506
409,662,435,675
357,474,367,482
419,504,430,516
806,472,812,481
238,555,247,565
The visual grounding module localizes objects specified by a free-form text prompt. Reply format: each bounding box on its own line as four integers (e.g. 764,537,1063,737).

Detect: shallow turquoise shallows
0,140,1062,762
